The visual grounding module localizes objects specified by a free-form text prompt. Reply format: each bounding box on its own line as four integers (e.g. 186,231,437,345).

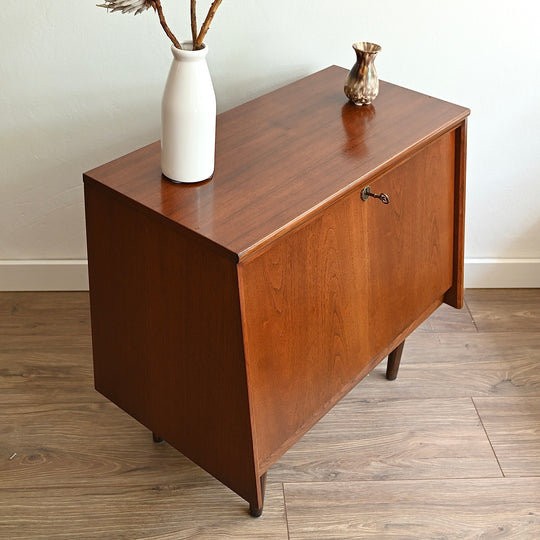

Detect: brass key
360,186,390,204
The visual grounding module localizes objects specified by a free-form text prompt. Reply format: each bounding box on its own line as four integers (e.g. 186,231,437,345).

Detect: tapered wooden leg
152,432,164,443
249,473,267,517
386,340,405,381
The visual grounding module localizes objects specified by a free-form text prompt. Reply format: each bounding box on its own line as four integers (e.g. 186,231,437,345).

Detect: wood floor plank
357,332,540,399
284,478,540,539
416,301,477,333
270,397,501,482
474,397,540,477
0,350,97,404
0,483,287,539
0,292,91,354
0,334,92,352
0,401,227,488
466,289,540,332
1,291,538,533
0,292,91,337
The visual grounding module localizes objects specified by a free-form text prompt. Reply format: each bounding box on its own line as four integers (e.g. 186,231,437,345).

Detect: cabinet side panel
239,194,370,470
84,182,260,505
367,131,456,359
444,120,467,308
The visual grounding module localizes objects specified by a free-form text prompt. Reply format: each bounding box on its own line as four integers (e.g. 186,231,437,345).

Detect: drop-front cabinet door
238,191,370,471
364,130,456,360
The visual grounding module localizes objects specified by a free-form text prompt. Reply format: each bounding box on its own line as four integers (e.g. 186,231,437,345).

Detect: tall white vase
161,42,216,183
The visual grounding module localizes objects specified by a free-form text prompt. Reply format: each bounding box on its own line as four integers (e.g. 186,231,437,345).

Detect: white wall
1,0,539,290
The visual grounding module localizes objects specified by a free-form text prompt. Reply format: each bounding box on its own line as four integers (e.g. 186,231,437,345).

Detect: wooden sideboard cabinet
83,66,469,516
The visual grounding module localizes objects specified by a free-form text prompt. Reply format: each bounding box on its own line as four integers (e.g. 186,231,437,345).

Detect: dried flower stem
154,0,182,49
190,0,198,46
195,0,223,49
99,0,225,51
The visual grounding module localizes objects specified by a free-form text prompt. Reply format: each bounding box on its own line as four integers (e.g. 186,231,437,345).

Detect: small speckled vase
344,42,381,106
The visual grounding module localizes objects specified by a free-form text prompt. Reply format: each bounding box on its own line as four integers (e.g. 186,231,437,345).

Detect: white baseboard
464,258,540,288
0,260,89,291
0,258,538,291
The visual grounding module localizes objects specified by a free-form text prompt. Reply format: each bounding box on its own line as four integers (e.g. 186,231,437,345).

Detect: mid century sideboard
83,66,469,516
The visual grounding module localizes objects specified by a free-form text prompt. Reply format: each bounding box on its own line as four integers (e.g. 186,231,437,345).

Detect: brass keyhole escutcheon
361,186,390,204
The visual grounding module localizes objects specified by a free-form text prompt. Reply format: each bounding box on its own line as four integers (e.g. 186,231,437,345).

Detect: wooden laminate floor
1,289,539,539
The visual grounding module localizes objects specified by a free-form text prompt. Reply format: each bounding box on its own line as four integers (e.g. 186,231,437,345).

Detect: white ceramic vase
161,42,216,183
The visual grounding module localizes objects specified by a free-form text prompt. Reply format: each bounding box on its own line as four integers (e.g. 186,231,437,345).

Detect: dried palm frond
98,0,181,49
98,0,225,51
97,0,155,16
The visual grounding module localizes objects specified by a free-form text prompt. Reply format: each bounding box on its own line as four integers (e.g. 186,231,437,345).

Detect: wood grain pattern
0,292,95,404
84,182,262,509
0,351,96,405
1,290,539,537
239,192,369,471
84,66,469,261
236,126,464,475
0,483,287,540
0,292,91,349
416,301,477,333
466,288,540,332
0,292,91,332
473,397,540,477
271,397,502,482
366,131,455,359
284,478,540,539
358,332,540,399
0,401,214,489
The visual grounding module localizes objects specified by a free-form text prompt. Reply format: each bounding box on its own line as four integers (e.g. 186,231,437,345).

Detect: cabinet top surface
84,66,469,261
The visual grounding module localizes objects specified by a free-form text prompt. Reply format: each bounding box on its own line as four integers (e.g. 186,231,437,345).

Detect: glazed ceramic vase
344,42,381,106
161,42,216,183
